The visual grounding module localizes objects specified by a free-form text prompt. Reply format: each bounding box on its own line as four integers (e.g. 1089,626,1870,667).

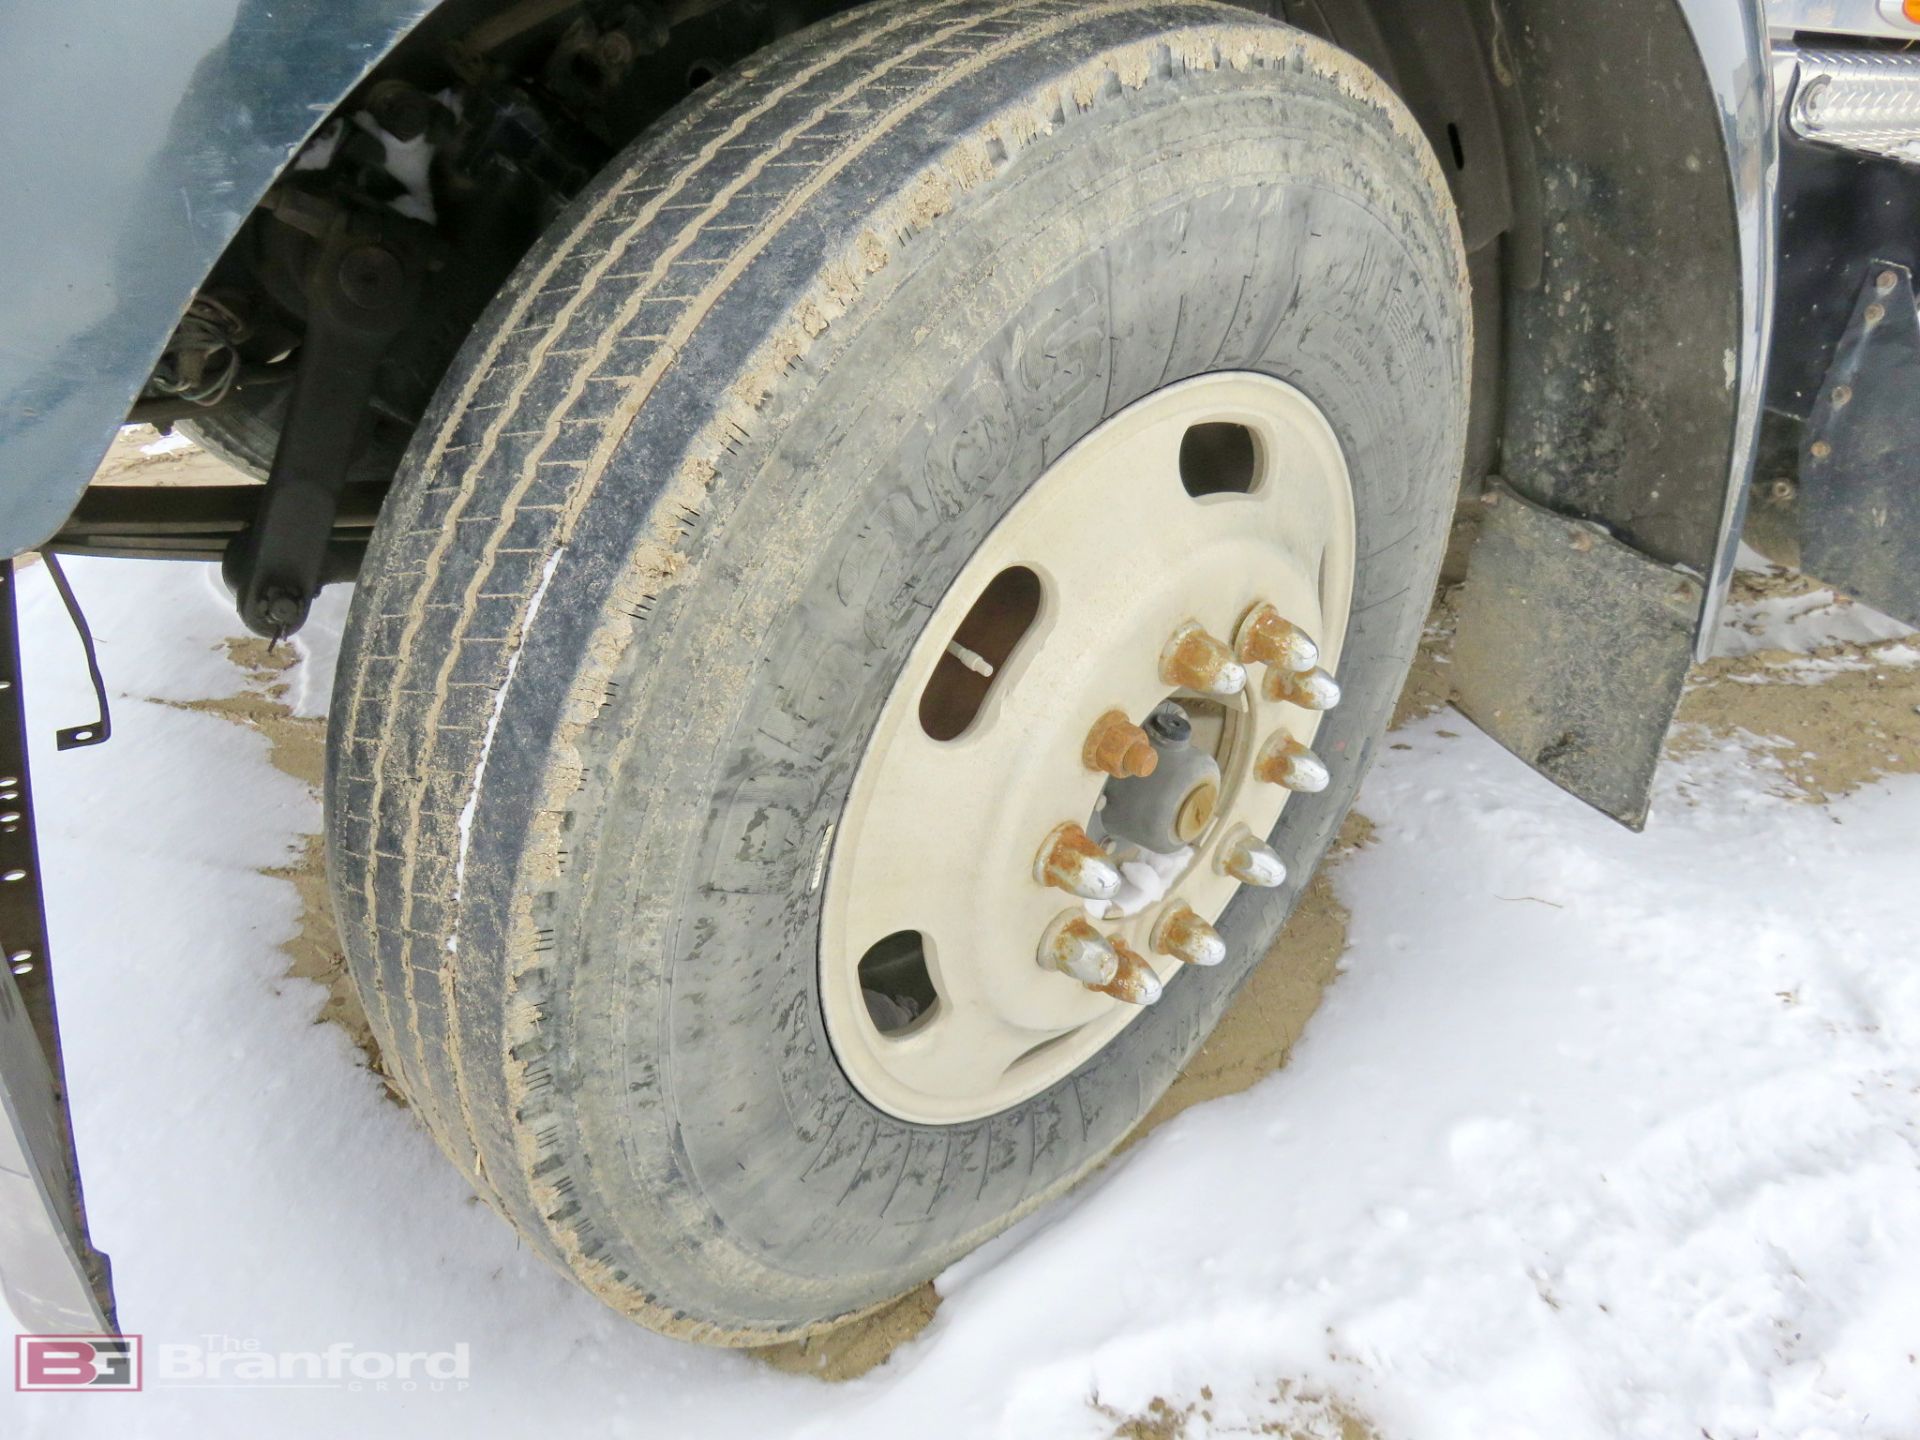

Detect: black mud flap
1450,485,1704,830
1799,262,1920,629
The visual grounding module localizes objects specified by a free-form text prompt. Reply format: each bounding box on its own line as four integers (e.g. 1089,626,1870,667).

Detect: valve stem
945,640,994,677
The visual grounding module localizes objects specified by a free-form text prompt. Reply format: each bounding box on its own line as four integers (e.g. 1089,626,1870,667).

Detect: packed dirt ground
92,431,1920,1431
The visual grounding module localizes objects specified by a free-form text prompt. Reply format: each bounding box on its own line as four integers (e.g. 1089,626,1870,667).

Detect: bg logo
14,1334,143,1391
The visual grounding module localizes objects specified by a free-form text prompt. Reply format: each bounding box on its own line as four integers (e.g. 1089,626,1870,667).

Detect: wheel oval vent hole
1179,422,1259,497
918,565,1042,741
858,930,938,1035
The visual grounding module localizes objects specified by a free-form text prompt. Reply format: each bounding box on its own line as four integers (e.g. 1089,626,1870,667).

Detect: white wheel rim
820,373,1357,1124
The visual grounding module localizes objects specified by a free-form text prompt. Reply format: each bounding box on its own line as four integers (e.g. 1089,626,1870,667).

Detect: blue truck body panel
0,0,437,557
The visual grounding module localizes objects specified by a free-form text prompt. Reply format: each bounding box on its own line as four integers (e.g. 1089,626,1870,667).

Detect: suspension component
222,217,422,639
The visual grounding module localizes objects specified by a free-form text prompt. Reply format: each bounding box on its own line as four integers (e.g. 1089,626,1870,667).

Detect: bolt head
337,245,405,310
1084,710,1158,779
255,588,306,635
595,30,635,68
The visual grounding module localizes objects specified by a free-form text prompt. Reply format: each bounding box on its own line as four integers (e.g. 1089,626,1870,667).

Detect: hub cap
820,373,1356,1123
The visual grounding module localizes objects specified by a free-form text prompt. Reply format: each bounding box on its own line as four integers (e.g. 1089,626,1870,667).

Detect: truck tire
328,0,1467,1343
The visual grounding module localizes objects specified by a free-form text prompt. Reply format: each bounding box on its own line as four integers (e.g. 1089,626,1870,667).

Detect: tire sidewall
546,70,1467,1324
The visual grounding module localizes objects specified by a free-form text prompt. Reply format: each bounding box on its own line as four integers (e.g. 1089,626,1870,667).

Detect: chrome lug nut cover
1034,821,1124,901
1263,665,1341,710
1095,937,1164,1006
1038,912,1122,986
1151,900,1227,966
1254,733,1330,792
1216,824,1287,888
1160,621,1248,697
1235,601,1320,673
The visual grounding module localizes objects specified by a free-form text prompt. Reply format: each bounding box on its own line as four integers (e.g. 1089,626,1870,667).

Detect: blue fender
0,0,438,557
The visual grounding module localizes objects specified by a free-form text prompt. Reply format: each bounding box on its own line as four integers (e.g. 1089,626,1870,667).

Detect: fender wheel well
65,0,1738,598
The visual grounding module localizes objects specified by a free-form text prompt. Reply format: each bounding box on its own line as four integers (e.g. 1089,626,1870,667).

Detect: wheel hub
820,373,1357,1124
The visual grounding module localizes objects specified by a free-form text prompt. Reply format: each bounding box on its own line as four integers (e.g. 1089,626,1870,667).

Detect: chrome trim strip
1790,47,1920,159
1683,0,1781,660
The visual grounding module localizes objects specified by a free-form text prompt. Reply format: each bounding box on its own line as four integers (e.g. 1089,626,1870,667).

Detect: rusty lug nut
1160,622,1247,697
1234,602,1320,674
1254,733,1330,792
1034,822,1123,901
1261,666,1342,711
1216,824,1287,888
1038,912,1120,986
1093,936,1163,1006
1151,901,1226,967
1083,709,1158,779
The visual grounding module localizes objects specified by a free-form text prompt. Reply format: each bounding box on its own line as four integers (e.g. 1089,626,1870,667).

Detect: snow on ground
4,554,1919,1439
1711,546,1914,660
